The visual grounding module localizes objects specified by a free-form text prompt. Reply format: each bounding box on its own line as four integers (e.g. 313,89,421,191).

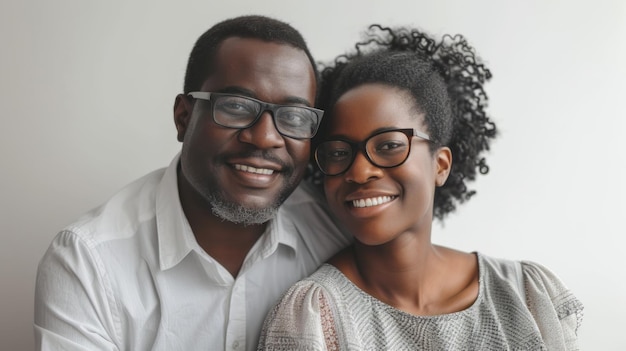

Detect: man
34,15,350,351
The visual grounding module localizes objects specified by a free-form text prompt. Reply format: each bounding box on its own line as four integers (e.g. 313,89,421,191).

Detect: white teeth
234,164,274,175
352,196,393,208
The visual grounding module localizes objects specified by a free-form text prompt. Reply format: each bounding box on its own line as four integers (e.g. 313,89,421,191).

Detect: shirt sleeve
257,280,338,351
34,230,119,351
522,260,584,351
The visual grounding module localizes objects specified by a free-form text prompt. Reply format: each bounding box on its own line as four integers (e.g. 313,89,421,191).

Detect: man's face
175,37,316,225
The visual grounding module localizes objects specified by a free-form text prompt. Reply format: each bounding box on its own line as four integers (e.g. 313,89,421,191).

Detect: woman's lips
350,195,396,208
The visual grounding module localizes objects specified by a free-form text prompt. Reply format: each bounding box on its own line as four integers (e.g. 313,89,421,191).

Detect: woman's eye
329,149,350,160
377,141,406,152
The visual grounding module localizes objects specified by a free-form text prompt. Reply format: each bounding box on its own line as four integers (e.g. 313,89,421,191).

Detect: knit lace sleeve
257,279,340,351
522,261,584,351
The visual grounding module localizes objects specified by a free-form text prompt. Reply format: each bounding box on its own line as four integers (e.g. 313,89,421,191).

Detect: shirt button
232,341,240,350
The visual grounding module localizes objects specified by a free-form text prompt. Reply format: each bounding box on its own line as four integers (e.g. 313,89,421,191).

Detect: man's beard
208,192,282,226
202,169,298,226
182,149,302,226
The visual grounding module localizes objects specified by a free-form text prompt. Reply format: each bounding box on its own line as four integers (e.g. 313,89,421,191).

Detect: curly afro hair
310,24,497,221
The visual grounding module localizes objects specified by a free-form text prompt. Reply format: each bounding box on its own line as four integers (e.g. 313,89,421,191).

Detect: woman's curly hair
309,24,496,221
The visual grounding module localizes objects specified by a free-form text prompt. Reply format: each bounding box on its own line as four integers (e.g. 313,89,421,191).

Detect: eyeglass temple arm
187,92,212,100
413,128,431,141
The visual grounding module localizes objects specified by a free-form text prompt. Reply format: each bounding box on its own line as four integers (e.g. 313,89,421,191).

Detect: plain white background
1,0,624,349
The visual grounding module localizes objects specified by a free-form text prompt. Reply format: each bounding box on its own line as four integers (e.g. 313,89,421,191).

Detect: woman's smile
350,195,396,208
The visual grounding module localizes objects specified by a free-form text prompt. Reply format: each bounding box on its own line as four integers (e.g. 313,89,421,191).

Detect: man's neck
190,210,266,278
177,172,268,278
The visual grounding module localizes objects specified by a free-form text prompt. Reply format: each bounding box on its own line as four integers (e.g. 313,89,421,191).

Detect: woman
258,25,583,350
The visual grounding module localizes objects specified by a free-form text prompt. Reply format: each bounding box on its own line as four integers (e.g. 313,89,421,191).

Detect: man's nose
237,111,286,149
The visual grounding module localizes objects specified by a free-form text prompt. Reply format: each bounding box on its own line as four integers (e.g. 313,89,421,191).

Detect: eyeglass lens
212,95,319,139
316,130,412,175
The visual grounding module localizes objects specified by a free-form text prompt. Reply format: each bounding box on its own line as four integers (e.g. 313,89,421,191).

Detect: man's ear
174,94,193,142
435,147,452,187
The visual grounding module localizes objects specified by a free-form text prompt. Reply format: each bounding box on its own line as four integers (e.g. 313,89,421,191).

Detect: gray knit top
258,253,583,351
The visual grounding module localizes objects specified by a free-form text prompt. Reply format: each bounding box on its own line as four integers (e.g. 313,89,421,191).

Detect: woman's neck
330,240,479,316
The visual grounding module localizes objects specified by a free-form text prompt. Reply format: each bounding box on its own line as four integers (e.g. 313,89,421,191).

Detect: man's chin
207,191,280,225
211,203,279,226
206,178,299,225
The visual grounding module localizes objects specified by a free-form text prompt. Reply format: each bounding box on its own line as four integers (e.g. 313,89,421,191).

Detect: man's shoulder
280,181,334,225
63,167,167,245
278,181,352,251
283,180,325,207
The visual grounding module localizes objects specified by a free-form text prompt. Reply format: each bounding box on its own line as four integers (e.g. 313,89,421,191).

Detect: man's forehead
202,37,317,104
214,36,310,65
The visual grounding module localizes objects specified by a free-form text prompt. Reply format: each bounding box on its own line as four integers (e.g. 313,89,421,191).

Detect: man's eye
279,108,313,127
216,98,257,115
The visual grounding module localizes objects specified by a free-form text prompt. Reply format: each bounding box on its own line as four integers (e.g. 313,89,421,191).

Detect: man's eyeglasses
187,92,324,139
314,128,431,176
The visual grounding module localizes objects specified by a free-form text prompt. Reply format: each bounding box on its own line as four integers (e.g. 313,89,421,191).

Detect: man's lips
226,151,287,171
227,155,285,173
227,161,282,188
234,164,275,175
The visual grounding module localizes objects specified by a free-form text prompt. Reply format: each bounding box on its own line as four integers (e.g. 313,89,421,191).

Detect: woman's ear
435,147,452,187
173,94,193,142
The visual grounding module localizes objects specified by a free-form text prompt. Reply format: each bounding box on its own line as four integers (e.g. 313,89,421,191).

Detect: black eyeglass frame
314,128,431,176
187,91,324,139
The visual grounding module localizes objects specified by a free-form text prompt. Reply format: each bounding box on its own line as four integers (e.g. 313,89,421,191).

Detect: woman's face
323,83,451,246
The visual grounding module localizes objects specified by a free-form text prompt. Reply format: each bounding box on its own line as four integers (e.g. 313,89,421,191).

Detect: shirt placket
225,277,246,351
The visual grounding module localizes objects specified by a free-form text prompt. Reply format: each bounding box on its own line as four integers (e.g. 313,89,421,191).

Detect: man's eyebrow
215,87,313,107
282,96,313,107
215,86,255,96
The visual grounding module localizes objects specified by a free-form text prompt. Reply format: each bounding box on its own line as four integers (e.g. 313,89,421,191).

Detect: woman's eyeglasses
314,128,431,176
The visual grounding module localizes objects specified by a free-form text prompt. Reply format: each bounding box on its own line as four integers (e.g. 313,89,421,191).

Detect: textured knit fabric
34,154,351,351
258,253,583,351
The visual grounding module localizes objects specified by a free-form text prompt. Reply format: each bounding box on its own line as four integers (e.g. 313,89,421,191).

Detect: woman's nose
344,151,383,183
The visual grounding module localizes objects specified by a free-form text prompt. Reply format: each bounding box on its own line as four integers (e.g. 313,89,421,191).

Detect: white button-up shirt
34,154,351,351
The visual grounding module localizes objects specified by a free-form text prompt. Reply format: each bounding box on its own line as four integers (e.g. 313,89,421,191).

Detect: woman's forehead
329,84,423,137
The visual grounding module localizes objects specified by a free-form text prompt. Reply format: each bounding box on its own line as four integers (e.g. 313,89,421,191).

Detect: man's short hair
183,15,318,94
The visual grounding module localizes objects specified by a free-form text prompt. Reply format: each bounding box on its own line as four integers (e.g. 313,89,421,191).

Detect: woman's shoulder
477,253,582,304
477,253,577,290
519,259,575,299
478,253,584,350
274,264,347,306
259,264,349,349
475,253,526,297
520,260,584,323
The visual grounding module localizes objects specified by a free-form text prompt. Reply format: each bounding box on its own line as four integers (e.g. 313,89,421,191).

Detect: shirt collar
156,153,195,270
235,203,299,275
272,195,299,251
155,153,299,271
